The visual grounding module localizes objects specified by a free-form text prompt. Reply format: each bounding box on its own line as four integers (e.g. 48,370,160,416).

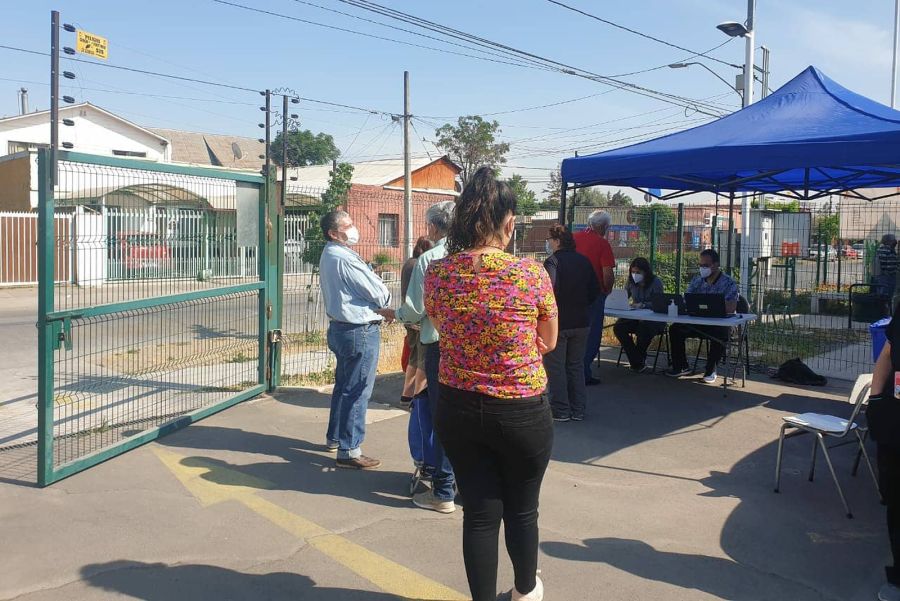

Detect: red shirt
574,229,615,293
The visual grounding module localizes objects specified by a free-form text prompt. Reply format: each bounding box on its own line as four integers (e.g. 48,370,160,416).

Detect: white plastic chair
773,374,878,518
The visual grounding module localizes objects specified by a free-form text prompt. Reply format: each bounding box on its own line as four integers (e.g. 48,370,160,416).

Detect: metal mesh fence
52,290,260,467
543,199,900,381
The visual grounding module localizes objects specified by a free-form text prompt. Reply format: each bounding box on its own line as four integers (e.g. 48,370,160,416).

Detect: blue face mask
545,240,553,254
699,266,713,278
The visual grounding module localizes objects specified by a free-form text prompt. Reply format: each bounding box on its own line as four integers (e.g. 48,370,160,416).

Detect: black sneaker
571,413,584,421
666,367,691,378
552,414,571,422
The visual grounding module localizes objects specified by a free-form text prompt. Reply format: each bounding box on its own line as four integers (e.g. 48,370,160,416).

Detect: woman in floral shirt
424,166,558,601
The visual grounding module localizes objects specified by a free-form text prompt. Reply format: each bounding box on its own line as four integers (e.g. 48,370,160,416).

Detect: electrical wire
330,0,731,116
543,0,742,69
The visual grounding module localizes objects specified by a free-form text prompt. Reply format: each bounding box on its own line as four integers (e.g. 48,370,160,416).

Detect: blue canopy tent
560,66,900,203
559,66,900,294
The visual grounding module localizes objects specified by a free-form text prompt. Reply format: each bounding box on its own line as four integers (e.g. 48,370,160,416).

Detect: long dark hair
412,236,433,258
629,256,655,284
447,166,517,254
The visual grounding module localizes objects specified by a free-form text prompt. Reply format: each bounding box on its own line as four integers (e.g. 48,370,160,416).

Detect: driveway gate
36,150,281,485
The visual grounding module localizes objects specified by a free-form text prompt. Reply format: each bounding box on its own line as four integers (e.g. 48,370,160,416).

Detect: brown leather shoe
336,455,382,470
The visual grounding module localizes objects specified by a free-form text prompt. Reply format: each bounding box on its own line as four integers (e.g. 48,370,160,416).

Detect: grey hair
320,210,349,241
425,200,455,233
588,210,612,228
883,233,897,245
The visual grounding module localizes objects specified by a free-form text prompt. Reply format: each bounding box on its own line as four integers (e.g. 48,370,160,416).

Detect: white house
0,102,171,161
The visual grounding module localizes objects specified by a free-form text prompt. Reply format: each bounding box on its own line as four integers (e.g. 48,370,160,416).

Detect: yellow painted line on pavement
153,447,468,601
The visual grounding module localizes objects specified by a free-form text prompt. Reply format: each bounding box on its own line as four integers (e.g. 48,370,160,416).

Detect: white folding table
604,308,758,392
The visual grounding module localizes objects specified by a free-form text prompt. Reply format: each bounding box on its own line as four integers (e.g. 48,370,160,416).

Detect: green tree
506,174,539,216
542,167,562,210
815,212,840,244
634,204,677,236
302,162,355,268
435,116,510,185
607,190,634,207
271,128,340,167
571,187,607,207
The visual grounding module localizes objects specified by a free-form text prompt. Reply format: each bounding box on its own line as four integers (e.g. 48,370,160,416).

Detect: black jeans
879,443,900,585
434,385,554,601
613,319,666,370
669,323,730,375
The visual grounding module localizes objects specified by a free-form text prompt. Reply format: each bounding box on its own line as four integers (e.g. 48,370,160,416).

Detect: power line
606,39,734,77
543,0,741,69
0,43,397,116
331,0,731,117
212,0,556,72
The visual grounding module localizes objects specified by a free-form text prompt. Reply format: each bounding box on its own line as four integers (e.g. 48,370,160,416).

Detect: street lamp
668,62,742,100
716,21,749,38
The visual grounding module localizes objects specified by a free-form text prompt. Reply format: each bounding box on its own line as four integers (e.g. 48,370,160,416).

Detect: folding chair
773,374,878,518
616,329,669,373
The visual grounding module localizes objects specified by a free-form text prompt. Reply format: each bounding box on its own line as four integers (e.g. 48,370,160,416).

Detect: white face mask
699,266,713,279
344,226,360,246
545,240,553,254
631,272,644,284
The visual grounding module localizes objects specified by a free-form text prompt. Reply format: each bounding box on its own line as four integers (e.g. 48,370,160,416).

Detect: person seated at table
666,249,738,384
613,257,665,373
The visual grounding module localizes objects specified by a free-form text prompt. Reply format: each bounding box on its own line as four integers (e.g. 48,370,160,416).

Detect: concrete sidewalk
0,366,890,600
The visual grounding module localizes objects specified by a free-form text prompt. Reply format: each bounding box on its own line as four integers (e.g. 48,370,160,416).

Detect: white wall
0,106,169,162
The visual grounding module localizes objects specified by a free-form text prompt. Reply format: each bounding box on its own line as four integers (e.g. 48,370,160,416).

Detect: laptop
651,293,686,315
605,288,633,311
684,293,731,318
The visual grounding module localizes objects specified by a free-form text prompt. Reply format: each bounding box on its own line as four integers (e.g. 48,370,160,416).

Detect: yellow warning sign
76,30,108,60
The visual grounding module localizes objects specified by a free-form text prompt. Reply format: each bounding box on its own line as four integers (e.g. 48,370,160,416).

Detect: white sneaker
702,371,718,384
511,575,543,601
879,582,900,601
412,490,456,513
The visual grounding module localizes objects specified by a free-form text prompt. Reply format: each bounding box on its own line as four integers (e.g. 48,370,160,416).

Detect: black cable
212,0,556,72
0,43,396,116
544,0,742,69
333,0,730,116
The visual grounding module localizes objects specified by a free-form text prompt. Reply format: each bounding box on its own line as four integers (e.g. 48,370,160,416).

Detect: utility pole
403,71,413,261
50,10,60,185
893,0,899,108
738,0,756,300
281,94,288,208
760,45,770,99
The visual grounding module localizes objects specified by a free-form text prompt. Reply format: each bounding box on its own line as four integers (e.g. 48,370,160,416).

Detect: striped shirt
877,245,899,277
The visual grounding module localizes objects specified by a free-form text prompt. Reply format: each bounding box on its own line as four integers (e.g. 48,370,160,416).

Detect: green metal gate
36,149,281,486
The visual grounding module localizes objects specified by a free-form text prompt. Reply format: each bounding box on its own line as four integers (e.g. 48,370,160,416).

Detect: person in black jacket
613,257,666,372
543,224,599,422
869,310,900,601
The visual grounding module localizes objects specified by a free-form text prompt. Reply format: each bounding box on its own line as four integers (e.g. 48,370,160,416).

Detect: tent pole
675,203,685,296
727,192,735,274
559,181,567,226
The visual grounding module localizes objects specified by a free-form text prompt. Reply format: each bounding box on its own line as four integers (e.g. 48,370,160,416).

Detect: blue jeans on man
583,293,608,382
326,322,380,460
423,341,456,501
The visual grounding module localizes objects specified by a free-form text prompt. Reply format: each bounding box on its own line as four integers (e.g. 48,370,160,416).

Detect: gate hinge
266,302,273,320
50,318,73,351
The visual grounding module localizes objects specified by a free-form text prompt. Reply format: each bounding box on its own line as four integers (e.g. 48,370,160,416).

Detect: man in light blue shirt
378,200,457,513
319,210,391,470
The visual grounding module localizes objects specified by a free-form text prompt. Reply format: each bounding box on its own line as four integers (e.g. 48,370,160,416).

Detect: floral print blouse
424,251,558,399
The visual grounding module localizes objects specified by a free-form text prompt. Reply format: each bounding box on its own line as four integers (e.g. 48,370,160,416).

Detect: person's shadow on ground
80,560,407,601
157,424,414,509
541,537,828,601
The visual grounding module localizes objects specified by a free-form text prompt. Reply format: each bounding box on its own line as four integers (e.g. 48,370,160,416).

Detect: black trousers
879,443,900,585
669,323,730,375
613,319,666,369
434,385,554,601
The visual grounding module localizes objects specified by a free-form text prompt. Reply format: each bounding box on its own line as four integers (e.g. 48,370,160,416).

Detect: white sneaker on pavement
511,575,543,601
412,490,456,513
703,371,718,384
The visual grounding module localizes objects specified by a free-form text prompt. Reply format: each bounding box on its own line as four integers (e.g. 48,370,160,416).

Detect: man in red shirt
574,210,615,385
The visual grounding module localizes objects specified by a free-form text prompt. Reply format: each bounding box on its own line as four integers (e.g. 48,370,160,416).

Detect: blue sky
1,0,895,193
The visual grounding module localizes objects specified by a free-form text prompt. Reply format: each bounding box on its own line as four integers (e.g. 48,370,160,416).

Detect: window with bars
378,213,399,247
